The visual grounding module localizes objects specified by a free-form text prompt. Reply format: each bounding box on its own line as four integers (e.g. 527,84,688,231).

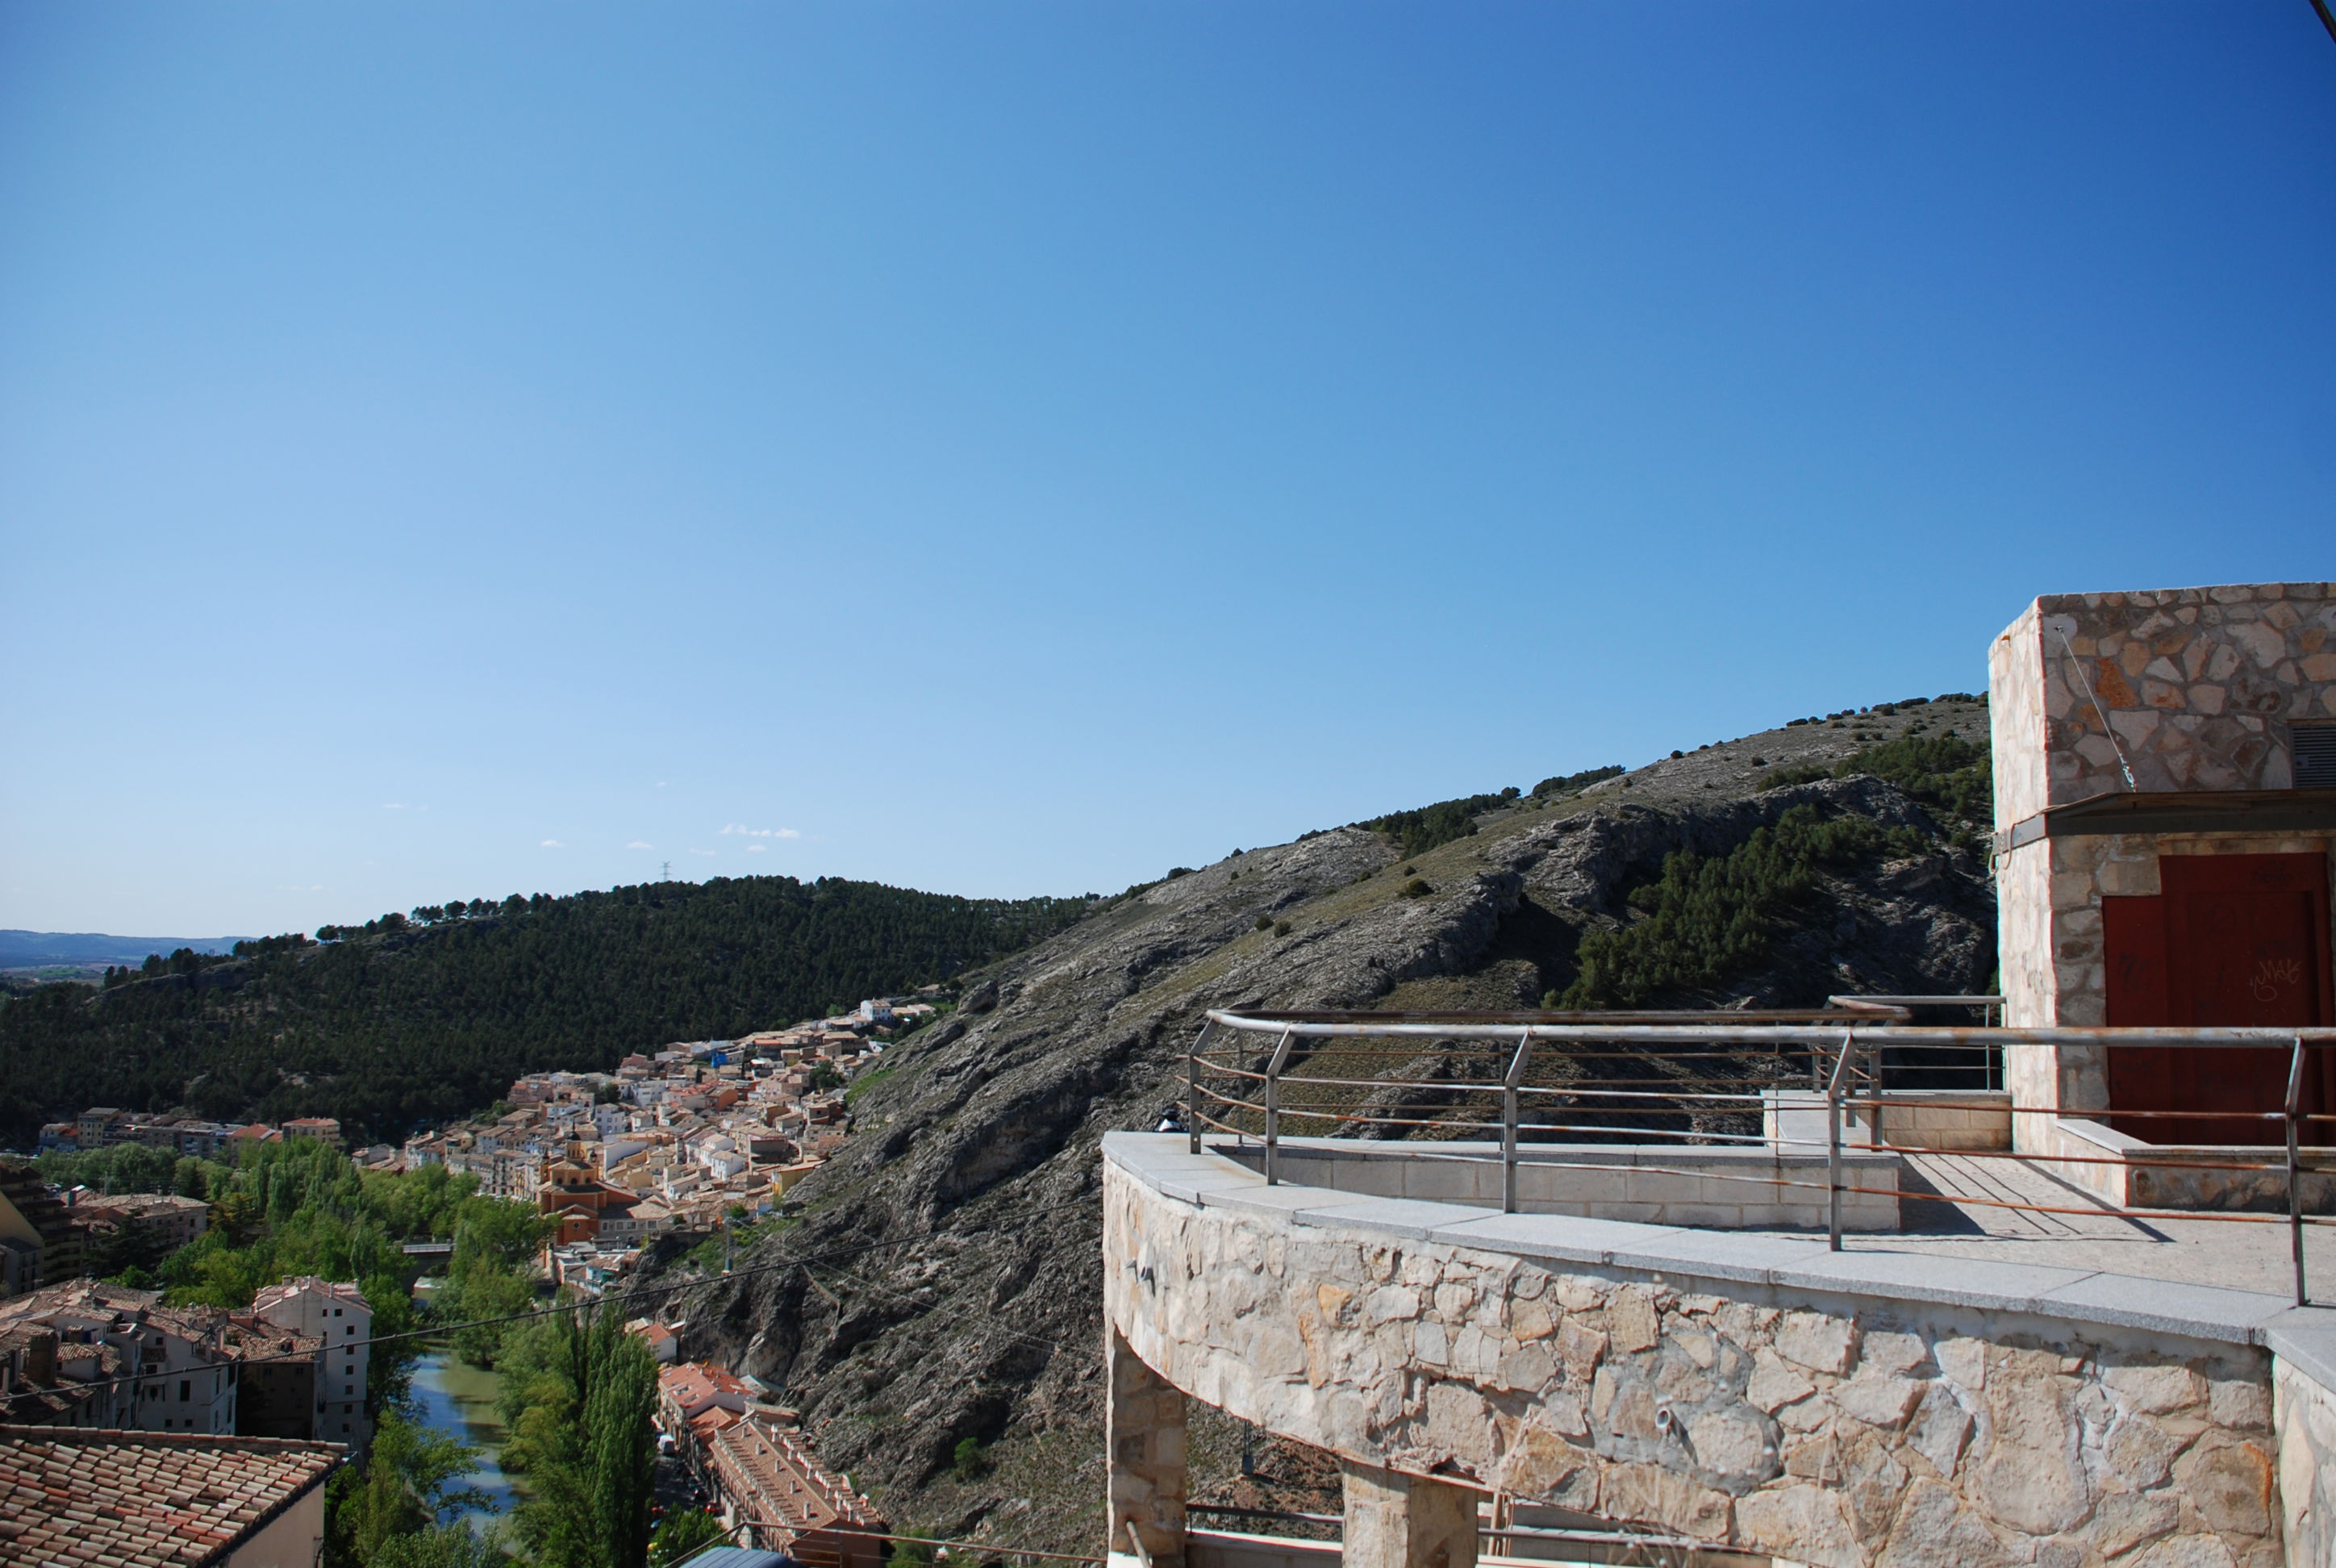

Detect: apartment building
251,1278,370,1444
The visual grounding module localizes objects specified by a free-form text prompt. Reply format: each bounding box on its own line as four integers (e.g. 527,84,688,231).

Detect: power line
12,1194,1100,1401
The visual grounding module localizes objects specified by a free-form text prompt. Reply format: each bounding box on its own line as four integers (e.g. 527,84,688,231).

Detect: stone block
1775,1311,1856,1375
2104,1361,2208,1415
1600,1462,1731,1541
2207,1377,2271,1432
1607,1285,1661,1353
1833,1371,1924,1428
2171,1436,2276,1537
1339,1460,1479,1568
1746,1349,1815,1413
1736,1484,1861,1568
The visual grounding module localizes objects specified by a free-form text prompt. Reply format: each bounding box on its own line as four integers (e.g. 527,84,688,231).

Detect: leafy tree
648,1510,728,1568
373,1526,511,1568
886,1533,937,1568
327,1407,494,1567
500,1307,661,1568
436,1197,553,1369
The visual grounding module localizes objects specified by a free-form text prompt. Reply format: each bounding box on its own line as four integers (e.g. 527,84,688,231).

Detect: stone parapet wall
2046,1119,2336,1215
1762,1091,2012,1155
1107,1136,2315,1568
1219,1140,1901,1232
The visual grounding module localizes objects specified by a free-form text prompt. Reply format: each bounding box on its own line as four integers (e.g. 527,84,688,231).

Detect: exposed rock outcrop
694,724,1997,1552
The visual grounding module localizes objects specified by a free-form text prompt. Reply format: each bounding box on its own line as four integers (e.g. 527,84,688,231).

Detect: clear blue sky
2,2,2330,936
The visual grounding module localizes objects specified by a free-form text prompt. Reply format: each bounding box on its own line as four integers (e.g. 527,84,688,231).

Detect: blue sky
2,2,2330,936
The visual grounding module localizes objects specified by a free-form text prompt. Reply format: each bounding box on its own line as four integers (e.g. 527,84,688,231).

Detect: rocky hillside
689,696,1996,1553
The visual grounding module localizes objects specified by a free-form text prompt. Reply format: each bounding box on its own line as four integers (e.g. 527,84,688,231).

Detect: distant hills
0,930,246,969
0,878,1093,1149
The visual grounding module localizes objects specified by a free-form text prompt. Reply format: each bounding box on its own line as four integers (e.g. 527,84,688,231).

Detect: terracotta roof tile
0,1427,342,1568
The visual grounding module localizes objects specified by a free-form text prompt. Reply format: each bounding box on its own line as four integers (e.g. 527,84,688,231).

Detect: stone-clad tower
1988,582,2336,1151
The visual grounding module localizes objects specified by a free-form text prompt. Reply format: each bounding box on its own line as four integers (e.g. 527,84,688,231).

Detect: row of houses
1,1160,215,1297
652,1352,891,1568
38,1110,343,1159
391,1011,911,1294
0,1276,373,1445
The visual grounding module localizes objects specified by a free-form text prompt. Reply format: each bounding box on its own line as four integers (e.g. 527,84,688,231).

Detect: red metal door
2103,852,2332,1145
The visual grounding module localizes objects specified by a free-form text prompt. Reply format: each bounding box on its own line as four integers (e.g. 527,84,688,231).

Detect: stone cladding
2273,1355,2336,1566
1107,1153,2288,1568
1988,586,2336,1138
1992,584,2336,817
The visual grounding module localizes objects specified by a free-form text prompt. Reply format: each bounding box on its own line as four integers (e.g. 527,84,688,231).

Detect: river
406,1343,522,1529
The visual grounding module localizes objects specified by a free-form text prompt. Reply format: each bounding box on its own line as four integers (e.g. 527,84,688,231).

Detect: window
179,1380,190,1402
2295,723,2336,790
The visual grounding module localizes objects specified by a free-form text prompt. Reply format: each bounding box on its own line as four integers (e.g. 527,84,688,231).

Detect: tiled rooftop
699,1412,884,1538
0,1427,343,1567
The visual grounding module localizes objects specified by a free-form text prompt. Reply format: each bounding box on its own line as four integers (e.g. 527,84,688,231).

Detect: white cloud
383,803,406,811
746,844,766,853
627,840,654,850
689,848,716,857
720,824,801,839
541,839,565,849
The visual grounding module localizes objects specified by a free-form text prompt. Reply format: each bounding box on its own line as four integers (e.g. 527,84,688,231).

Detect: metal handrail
1198,1008,2331,1306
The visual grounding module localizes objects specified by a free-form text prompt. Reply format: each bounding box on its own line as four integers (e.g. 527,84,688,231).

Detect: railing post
2288,1036,2309,1308
1867,1034,1884,1150
1263,1027,1294,1186
1503,1028,1534,1215
1828,1030,1852,1252
1187,1022,1208,1155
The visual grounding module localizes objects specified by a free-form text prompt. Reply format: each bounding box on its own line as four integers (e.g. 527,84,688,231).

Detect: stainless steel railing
1183,1007,2336,1306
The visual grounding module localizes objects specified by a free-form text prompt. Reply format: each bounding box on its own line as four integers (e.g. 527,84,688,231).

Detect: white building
252,1278,371,1444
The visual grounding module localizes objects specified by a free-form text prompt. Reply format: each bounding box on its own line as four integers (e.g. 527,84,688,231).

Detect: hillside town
21,999,928,1300
0,1000,934,1567
398,999,925,1296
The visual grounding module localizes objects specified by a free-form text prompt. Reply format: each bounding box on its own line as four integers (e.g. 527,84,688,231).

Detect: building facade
1988,582,2336,1157
251,1278,371,1445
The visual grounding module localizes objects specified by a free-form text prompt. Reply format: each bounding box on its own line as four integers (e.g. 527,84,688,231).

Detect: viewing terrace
1102,1005,2336,1568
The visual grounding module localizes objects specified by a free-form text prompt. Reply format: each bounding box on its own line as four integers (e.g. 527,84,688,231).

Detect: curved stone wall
1105,1136,2316,1568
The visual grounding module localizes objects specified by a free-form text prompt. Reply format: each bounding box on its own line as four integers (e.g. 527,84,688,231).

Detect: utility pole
661,861,672,882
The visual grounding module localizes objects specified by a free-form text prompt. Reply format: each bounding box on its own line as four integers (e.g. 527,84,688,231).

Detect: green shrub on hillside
1755,734,1992,842
1558,807,1929,1008
1360,791,1515,857
1531,765,1625,799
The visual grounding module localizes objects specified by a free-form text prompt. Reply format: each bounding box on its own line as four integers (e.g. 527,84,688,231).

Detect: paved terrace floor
1862,1150,2336,1298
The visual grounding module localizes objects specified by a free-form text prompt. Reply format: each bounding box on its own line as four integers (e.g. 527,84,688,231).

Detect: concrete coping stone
2263,1307,2336,1389
1103,1132,2336,1395
1249,1135,1900,1170
1291,1195,1492,1241
2054,1117,2336,1166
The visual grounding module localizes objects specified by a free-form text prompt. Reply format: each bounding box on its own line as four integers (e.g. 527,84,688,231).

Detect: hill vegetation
0,875,1094,1148
1562,734,1992,1008
1356,764,1624,857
